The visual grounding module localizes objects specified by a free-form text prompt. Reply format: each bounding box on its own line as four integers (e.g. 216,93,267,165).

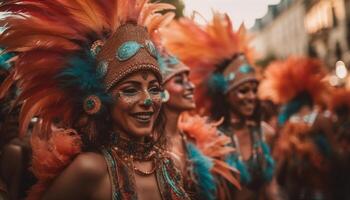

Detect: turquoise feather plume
261,142,275,182
0,48,14,71
186,142,216,200
57,51,111,112
207,73,228,95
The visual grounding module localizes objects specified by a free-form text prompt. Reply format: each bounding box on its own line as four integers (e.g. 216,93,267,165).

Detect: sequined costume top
102,146,190,200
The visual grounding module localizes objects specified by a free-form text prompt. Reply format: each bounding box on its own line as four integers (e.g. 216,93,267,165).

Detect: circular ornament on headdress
97,61,108,78
116,41,142,61
90,40,104,58
83,95,102,115
239,64,254,74
226,72,236,81
145,40,158,58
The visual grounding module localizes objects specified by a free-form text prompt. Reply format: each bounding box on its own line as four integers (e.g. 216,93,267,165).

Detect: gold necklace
133,158,157,176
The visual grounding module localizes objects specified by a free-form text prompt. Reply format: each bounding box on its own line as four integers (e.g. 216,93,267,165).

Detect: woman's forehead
117,71,159,85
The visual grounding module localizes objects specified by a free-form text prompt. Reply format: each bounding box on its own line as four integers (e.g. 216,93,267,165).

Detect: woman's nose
140,90,153,107
185,81,195,91
247,90,257,100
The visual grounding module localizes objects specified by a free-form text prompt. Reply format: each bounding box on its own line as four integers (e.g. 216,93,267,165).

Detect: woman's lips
183,92,194,100
131,112,154,123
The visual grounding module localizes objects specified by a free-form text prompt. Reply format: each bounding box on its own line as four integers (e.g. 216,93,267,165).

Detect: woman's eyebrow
119,80,141,86
149,79,159,85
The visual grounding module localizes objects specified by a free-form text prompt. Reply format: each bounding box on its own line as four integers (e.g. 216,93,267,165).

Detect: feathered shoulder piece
178,112,241,190
160,12,255,113
0,0,175,139
259,56,328,105
28,128,82,200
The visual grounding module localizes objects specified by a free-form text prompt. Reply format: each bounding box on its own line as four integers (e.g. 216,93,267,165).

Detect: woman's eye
175,78,183,84
238,88,249,94
149,86,161,95
121,88,139,96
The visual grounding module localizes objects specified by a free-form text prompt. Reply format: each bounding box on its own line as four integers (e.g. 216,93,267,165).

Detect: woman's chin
128,128,153,138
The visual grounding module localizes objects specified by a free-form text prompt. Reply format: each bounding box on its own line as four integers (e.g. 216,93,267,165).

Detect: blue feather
278,92,313,125
56,52,112,113
0,48,14,71
207,73,228,95
261,142,275,181
226,154,251,184
186,142,216,200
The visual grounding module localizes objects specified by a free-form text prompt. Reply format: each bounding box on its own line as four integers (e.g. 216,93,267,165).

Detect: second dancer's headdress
161,13,256,115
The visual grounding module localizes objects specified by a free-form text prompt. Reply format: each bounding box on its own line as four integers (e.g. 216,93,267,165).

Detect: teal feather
207,73,228,95
261,142,275,182
56,51,111,112
0,48,14,71
226,154,251,184
186,142,216,200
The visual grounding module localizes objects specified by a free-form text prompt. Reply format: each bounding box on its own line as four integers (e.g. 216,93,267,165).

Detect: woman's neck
229,111,257,130
164,107,181,137
112,126,145,143
230,111,245,130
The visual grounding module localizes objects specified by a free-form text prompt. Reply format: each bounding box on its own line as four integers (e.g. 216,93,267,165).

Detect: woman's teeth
132,112,153,122
183,93,194,99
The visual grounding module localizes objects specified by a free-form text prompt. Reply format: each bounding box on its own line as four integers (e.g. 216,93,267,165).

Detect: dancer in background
0,1,190,199
0,50,36,200
162,13,276,200
158,51,240,199
259,57,334,200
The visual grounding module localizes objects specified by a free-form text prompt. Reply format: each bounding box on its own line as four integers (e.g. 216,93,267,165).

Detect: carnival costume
259,57,334,200
161,13,275,199
156,51,241,199
0,1,190,199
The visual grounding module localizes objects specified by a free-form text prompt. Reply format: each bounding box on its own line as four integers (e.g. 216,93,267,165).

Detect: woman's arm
42,152,108,200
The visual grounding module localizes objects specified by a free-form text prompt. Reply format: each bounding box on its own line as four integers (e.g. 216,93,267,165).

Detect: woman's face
110,71,162,138
164,72,195,111
227,81,258,118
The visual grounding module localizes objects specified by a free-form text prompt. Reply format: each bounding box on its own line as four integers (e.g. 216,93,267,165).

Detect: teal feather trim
57,51,111,113
261,142,275,182
207,73,228,95
225,141,275,185
186,142,216,200
225,153,251,184
0,48,14,71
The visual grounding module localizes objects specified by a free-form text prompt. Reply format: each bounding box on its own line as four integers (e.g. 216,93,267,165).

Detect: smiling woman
0,0,190,200
110,71,163,138
161,12,276,200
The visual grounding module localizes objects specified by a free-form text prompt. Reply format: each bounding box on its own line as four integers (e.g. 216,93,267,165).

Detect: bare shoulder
42,152,109,200
69,152,108,180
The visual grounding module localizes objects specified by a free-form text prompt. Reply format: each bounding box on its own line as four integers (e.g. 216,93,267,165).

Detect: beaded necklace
224,125,275,189
101,135,190,200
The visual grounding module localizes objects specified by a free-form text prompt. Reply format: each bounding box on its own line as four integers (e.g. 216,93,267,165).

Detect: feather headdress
161,12,255,114
259,56,328,105
0,1,175,198
178,112,241,193
259,56,329,124
0,0,175,138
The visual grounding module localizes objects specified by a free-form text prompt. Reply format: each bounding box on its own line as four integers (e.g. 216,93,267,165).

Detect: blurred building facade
251,0,350,69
